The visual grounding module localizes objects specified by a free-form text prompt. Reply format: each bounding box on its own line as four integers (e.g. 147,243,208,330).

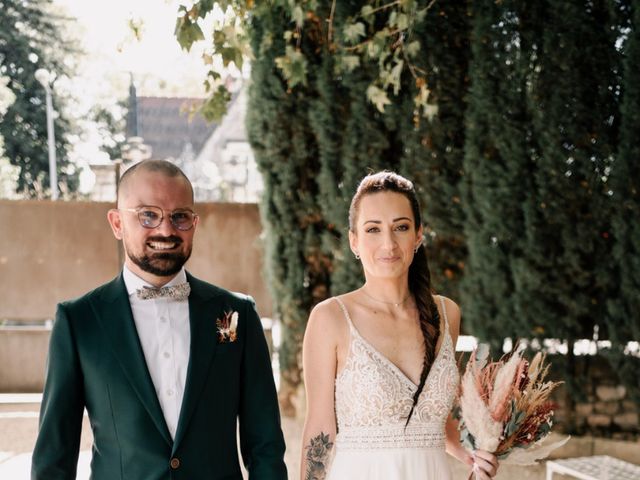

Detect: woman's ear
349,229,358,257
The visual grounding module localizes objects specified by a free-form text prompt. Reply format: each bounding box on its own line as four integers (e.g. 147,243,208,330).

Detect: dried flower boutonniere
216,311,238,343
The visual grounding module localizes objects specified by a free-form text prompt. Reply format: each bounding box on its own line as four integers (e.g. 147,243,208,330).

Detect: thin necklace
361,287,411,307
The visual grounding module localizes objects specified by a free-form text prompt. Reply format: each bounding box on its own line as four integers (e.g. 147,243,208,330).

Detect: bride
300,172,499,480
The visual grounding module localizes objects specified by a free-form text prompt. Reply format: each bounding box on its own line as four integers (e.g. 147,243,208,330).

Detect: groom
32,160,287,479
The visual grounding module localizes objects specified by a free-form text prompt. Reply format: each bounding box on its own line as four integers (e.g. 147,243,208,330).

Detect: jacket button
170,457,180,469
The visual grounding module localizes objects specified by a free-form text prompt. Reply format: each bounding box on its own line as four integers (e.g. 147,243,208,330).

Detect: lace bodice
333,296,459,450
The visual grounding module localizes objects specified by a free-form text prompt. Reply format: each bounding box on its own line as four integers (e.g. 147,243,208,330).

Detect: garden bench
546,455,640,480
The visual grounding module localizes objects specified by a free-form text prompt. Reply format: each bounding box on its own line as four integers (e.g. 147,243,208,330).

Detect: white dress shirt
122,265,191,439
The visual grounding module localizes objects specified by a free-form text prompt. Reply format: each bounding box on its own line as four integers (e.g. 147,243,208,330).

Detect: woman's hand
469,450,499,479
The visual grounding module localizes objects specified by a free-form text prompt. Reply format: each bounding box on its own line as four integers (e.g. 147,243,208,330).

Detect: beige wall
0,200,273,392
189,202,273,317
0,200,272,320
0,328,50,391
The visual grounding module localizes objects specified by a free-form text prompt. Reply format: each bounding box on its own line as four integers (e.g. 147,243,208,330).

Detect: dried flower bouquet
456,344,570,471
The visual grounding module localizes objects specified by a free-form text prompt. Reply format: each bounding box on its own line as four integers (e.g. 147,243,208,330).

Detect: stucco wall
0,328,50,391
0,200,273,391
0,200,272,321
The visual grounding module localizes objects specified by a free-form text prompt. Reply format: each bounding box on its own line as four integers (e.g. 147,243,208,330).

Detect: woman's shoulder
306,295,351,336
434,294,460,315
433,294,461,336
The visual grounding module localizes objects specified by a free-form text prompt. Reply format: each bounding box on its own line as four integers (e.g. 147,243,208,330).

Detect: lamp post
34,68,58,200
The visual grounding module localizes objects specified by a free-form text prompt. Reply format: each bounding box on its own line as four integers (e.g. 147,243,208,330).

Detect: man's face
107,170,198,286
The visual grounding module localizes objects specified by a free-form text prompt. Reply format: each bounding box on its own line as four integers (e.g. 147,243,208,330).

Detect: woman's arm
441,296,499,479
441,297,473,465
446,414,499,478
300,301,342,480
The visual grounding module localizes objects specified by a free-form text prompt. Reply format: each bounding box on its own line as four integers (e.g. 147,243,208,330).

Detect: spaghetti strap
438,295,449,331
334,296,357,333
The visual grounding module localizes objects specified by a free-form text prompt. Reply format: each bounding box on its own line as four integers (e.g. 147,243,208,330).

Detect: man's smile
147,241,179,250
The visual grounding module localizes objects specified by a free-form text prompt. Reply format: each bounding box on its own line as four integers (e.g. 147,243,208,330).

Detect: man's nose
156,214,177,235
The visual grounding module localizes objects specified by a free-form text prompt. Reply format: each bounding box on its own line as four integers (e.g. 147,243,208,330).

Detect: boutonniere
216,311,238,343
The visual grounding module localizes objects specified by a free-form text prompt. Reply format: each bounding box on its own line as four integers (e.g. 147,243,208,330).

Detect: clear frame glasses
120,206,198,231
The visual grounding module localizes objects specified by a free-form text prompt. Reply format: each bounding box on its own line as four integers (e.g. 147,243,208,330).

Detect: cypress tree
247,4,330,414
247,0,630,418
524,0,622,429
463,0,624,428
317,1,472,300
608,0,640,400
248,2,472,413
411,2,471,302
461,0,533,345
523,0,620,347
463,0,621,331
320,37,395,295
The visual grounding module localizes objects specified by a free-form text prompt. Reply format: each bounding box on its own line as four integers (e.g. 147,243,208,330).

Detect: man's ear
107,209,124,240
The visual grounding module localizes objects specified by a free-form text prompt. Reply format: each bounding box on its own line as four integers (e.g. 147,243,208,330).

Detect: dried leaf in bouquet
457,345,569,467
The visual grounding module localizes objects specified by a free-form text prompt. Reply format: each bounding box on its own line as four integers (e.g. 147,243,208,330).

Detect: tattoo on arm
304,432,334,480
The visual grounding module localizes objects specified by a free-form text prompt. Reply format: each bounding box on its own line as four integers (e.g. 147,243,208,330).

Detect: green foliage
175,9,205,49
90,100,127,162
410,2,470,302
607,0,640,401
522,0,620,340
246,3,329,412
609,0,640,340
247,1,471,410
274,46,309,88
0,0,77,196
175,0,252,120
459,1,639,413
191,0,639,415
461,0,533,344
461,0,622,343
175,1,438,119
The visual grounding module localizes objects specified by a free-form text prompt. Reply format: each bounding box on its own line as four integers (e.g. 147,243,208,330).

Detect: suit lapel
172,274,221,450
96,275,172,446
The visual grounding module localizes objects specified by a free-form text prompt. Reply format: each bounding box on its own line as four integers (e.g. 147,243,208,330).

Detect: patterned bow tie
136,283,191,301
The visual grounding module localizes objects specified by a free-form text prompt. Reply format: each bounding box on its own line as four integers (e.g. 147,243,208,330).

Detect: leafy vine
175,0,437,120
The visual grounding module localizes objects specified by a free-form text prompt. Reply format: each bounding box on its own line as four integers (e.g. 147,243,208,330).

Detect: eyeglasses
120,206,198,231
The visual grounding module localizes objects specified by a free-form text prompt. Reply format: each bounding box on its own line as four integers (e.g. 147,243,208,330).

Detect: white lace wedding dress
327,296,459,480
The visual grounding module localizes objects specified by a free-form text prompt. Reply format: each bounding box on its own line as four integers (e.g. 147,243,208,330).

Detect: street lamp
34,68,58,200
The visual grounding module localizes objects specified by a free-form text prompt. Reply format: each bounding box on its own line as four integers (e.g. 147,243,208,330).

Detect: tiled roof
136,97,216,160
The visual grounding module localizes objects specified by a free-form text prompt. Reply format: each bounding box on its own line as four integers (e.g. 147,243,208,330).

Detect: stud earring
354,252,360,260
414,245,420,253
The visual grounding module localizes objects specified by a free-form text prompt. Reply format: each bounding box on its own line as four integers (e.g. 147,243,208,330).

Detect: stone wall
549,354,639,440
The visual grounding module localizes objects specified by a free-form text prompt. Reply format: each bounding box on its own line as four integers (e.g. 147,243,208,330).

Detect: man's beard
125,236,191,277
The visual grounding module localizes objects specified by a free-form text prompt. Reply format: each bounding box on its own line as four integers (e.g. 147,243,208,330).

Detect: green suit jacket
31,272,287,480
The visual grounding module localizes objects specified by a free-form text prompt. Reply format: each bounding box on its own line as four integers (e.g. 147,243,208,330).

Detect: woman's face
349,191,423,280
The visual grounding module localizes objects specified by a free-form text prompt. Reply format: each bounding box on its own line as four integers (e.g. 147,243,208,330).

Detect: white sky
55,0,211,97
50,0,223,190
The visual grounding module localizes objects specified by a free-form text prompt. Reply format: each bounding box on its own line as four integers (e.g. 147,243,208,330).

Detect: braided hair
348,171,440,426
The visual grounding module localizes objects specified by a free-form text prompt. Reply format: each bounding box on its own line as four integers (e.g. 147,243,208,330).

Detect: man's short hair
117,160,194,205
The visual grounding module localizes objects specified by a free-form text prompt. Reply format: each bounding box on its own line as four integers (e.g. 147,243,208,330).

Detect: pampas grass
456,345,568,467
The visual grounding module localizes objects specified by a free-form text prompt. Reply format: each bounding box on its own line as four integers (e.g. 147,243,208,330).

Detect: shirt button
164,352,171,359
170,457,180,469
166,389,174,396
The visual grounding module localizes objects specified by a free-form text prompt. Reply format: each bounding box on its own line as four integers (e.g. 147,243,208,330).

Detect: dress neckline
334,296,451,390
